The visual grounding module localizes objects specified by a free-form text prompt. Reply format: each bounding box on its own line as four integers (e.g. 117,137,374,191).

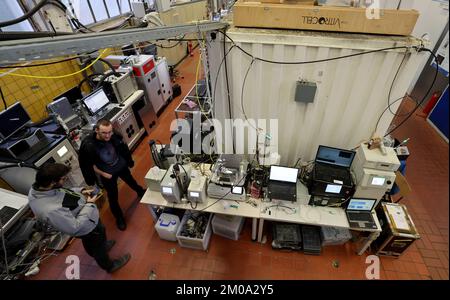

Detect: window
118,0,132,13
0,1,34,32
73,0,95,25
108,1,121,17
0,0,132,32
65,0,132,25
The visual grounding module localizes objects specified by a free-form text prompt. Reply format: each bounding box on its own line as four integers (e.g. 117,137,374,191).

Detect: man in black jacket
79,119,146,231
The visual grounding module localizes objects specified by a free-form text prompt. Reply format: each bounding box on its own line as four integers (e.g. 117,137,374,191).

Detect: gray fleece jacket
28,186,99,237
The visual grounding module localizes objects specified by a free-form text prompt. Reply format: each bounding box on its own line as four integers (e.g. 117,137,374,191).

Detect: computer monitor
269,166,299,183
325,184,342,194
53,86,83,105
81,88,110,116
47,97,75,120
0,102,31,140
347,198,377,211
315,145,355,168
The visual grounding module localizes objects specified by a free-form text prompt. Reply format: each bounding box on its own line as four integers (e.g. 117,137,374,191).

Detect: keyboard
99,107,122,121
0,206,19,226
347,212,372,222
17,137,53,161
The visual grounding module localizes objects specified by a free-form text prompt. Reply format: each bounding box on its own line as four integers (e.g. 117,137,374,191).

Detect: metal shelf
0,21,228,63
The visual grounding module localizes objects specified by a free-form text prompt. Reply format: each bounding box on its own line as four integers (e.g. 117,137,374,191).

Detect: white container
176,211,212,250
212,214,245,241
210,27,425,166
145,167,167,192
155,213,180,242
320,226,352,246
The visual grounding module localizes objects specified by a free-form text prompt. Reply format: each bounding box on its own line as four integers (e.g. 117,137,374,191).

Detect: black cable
384,48,439,137
156,35,186,48
222,31,234,154
156,40,183,49
189,201,198,209
78,73,103,90
241,58,258,132
0,0,48,28
219,30,436,141
0,87,7,109
373,96,410,138
82,57,119,76
220,31,412,65
388,50,410,116
0,56,82,69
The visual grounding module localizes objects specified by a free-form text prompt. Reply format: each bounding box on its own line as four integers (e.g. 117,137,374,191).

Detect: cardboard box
233,2,419,36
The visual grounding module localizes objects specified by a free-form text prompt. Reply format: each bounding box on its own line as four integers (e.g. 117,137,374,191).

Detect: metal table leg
357,231,380,255
258,218,264,243
251,218,257,241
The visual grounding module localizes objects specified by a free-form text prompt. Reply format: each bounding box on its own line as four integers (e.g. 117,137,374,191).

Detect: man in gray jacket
28,163,130,274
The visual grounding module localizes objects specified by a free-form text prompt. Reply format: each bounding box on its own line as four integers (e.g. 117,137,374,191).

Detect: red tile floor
30,51,448,280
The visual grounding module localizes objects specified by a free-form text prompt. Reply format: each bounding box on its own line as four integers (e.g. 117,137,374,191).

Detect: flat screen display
82,88,110,115
269,166,299,183
371,177,386,186
57,146,68,157
232,186,243,194
325,184,342,194
347,198,376,211
0,102,31,140
162,187,173,194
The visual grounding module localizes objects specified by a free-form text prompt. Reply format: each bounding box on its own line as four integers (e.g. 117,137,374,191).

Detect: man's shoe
107,253,131,273
116,219,127,231
105,240,116,252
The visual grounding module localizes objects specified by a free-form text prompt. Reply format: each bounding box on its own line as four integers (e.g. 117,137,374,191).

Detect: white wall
210,29,426,164
403,0,449,93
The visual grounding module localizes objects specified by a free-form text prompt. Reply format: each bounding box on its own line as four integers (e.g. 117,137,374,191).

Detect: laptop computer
0,188,29,234
268,166,299,201
81,88,122,125
346,198,378,230
314,145,355,184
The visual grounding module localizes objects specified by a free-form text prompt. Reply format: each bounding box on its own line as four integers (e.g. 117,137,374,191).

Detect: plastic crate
155,213,180,242
271,223,302,250
211,214,245,241
320,226,352,246
302,225,322,255
176,211,212,251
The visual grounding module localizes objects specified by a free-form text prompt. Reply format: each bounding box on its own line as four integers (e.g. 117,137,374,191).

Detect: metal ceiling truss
0,21,228,63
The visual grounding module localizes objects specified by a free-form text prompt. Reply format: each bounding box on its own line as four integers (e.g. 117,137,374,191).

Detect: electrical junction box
187,174,207,203
294,81,317,103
